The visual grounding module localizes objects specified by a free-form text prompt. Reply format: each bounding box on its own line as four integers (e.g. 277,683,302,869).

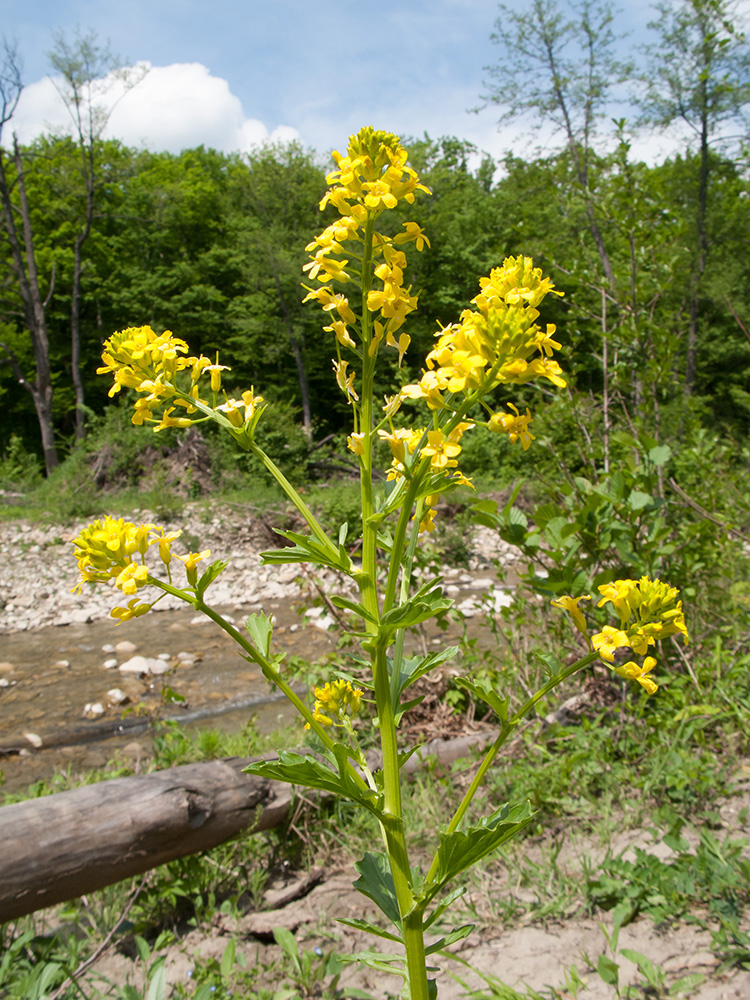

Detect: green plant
69,127,691,1000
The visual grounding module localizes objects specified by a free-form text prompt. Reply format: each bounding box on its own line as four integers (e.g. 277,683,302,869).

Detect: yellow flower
115,561,149,596
176,549,211,586
592,625,631,663
305,679,364,728
347,433,365,456
551,594,590,634
421,429,462,471
598,576,689,646
333,359,359,402
152,528,182,565
111,599,153,624
615,656,659,695
488,403,535,449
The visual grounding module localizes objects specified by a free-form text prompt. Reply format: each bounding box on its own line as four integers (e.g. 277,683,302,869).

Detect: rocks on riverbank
0,504,514,634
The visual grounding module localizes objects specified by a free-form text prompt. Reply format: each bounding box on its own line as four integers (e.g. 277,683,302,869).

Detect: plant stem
355,215,431,1000
426,650,599,883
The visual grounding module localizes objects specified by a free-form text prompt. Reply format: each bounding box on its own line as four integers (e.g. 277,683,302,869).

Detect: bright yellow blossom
615,656,659,695
550,594,590,634
305,679,364,729
488,403,534,450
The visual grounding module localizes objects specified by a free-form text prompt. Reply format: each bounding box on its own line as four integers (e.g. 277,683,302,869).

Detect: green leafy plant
69,127,691,1000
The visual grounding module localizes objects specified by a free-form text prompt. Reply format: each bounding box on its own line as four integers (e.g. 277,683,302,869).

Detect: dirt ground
83,776,750,1000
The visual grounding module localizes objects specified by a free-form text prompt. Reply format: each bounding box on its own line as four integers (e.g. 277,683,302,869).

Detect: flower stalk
71,127,689,999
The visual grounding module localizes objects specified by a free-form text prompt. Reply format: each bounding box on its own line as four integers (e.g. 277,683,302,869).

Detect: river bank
0,503,516,791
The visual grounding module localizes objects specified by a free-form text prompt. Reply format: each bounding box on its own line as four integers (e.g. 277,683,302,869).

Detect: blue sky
2,0,709,164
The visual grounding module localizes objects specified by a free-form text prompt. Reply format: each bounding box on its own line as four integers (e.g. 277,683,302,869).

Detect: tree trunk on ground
0,757,292,923
0,732,500,923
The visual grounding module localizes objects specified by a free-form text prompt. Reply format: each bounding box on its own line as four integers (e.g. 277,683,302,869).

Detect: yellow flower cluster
552,577,689,695
303,127,431,370
402,256,565,412
71,516,210,622
97,325,264,439
376,423,474,486
305,679,364,729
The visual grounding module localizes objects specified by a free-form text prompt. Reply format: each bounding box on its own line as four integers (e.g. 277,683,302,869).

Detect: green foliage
0,434,43,490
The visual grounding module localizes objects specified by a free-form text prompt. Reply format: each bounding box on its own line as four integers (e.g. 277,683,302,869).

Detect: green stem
149,578,372,798
249,442,342,561
354,217,430,1000
425,650,599,883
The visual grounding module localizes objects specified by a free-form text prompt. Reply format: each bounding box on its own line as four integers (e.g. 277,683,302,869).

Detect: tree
48,29,145,438
0,43,59,473
639,0,750,394
226,144,328,440
482,0,631,294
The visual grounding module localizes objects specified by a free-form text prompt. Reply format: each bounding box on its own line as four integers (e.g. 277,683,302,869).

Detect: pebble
53,659,70,668
106,688,128,705
103,658,119,669
102,643,115,653
83,702,105,718
119,654,168,675
115,640,138,655
0,509,517,642
23,731,43,748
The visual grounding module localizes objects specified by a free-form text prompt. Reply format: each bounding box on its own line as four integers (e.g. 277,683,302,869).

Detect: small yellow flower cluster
71,516,210,622
402,256,565,411
97,325,261,437
376,423,474,485
305,679,364,729
397,256,563,479
552,577,689,695
303,127,431,371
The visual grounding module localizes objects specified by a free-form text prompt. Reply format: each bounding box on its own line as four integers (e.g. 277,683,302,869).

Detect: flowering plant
73,127,688,999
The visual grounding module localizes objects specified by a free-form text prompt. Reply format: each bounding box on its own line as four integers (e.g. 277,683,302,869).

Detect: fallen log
0,757,292,924
0,730,500,924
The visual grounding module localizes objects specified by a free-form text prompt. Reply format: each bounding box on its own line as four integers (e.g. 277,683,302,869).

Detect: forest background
1,0,749,500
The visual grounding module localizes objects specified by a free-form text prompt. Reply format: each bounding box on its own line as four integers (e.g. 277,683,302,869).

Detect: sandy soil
80,778,750,999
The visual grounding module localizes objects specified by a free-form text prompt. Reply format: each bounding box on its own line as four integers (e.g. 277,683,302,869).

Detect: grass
2,661,750,999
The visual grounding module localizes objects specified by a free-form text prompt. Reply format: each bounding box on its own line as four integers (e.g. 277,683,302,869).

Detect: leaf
272,927,299,963
629,490,654,511
669,972,706,994
353,852,402,930
195,559,229,599
453,678,510,722
336,917,403,943
619,948,664,988
395,647,461,698
245,611,273,658
380,581,453,636
145,959,167,1000
597,954,619,987
330,595,378,623
260,529,348,571
431,801,534,894
423,886,466,929
220,938,236,979
244,750,378,809
649,444,672,466
424,923,475,955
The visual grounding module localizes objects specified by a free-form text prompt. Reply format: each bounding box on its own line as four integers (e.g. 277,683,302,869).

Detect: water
0,570,509,793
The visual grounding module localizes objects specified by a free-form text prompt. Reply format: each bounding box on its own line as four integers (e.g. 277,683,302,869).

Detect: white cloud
5,62,300,155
